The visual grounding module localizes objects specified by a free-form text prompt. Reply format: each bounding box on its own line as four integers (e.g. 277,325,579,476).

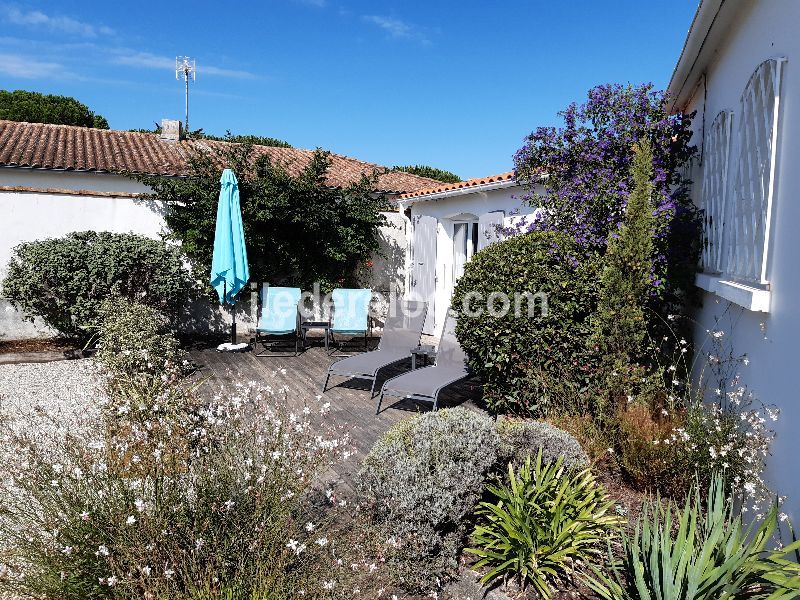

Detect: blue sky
0,1,698,179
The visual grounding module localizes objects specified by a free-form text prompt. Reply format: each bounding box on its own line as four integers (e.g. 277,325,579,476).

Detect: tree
200,131,292,148
138,143,387,292
393,165,461,183
593,139,656,362
0,90,109,128
127,125,292,148
513,83,700,323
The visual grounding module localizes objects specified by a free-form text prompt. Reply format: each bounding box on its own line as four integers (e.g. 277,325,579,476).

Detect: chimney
160,119,183,143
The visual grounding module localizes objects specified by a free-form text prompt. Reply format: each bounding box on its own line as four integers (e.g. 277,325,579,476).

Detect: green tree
200,131,292,148
138,143,386,291
593,139,656,362
393,164,461,183
0,90,109,128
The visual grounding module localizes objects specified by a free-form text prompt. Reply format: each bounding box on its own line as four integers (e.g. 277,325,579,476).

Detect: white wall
0,169,168,339
682,0,800,520
369,211,407,295
404,185,538,335
0,169,165,281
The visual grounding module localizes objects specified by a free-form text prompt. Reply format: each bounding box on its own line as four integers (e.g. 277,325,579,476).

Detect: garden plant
1,231,191,343
468,450,623,598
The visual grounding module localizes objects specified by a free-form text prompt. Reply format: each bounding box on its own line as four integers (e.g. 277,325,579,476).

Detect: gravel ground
0,358,103,431
0,359,103,600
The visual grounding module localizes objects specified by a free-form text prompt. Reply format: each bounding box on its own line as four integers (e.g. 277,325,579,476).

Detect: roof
0,120,440,194
667,0,741,110
398,171,517,200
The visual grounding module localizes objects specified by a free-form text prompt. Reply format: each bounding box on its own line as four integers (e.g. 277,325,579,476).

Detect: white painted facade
398,181,539,336
0,169,166,281
670,0,800,519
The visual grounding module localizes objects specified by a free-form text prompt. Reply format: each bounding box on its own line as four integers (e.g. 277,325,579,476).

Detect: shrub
96,297,189,384
615,403,682,493
451,230,603,415
468,451,623,598
589,475,800,599
357,407,500,591
512,83,699,315
496,417,588,472
0,380,352,599
1,231,191,342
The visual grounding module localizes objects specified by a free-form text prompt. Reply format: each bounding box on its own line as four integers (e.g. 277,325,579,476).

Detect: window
696,58,785,311
727,57,786,285
453,221,478,282
700,110,733,274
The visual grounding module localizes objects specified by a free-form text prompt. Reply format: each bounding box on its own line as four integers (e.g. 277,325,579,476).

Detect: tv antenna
175,56,196,133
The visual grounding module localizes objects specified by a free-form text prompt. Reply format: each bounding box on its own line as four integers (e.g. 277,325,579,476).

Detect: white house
669,0,800,519
0,119,439,339
397,172,540,335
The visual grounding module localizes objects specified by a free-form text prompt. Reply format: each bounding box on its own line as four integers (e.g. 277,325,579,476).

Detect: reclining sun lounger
376,311,470,413
322,300,427,397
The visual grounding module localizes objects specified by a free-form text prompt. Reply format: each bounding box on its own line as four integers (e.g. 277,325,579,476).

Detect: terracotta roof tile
0,120,440,193
398,171,517,199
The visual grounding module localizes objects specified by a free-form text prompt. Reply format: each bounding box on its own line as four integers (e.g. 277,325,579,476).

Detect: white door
410,215,437,334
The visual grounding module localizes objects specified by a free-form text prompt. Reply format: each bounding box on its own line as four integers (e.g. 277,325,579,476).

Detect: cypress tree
594,138,656,366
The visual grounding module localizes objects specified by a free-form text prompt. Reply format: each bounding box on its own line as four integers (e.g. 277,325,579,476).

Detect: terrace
188,342,484,492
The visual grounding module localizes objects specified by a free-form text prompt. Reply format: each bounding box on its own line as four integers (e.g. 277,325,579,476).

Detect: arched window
727,57,786,284
701,110,733,274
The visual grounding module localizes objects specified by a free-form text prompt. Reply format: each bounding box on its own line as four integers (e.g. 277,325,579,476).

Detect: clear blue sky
0,1,698,179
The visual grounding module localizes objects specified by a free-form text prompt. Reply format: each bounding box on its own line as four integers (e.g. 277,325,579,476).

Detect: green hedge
2,231,192,342
451,231,602,415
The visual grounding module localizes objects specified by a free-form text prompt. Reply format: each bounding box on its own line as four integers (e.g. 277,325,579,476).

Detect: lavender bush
358,408,500,592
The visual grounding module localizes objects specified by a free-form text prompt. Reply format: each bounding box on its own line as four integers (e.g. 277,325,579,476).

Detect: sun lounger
323,300,427,396
376,311,470,413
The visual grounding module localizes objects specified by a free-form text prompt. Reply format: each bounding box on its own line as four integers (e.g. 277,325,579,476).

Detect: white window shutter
477,211,505,250
727,57,786,284
410,215,438,334
701,110,733,274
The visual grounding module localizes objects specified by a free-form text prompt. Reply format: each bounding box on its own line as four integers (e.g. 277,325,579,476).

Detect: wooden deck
189,338,484,493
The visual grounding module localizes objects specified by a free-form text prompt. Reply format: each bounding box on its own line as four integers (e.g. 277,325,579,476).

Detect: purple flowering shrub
513,83,699,313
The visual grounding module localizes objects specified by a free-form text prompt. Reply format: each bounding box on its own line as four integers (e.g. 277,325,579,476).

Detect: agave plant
466,450,624,599
588,474,800,599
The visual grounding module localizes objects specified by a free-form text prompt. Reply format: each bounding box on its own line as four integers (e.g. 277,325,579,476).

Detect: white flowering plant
615,310,778,514
0,376,354,599
94,296,191,388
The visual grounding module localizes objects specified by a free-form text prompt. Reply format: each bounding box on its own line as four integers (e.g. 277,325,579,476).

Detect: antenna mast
175,56,196,133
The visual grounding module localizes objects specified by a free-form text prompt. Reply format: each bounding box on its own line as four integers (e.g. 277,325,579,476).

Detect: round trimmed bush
357,407,500,590
497,417,589,472
451,231,603,415
2,231,192,342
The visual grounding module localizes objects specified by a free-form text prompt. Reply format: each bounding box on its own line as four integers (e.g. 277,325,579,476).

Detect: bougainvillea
512,83,700,310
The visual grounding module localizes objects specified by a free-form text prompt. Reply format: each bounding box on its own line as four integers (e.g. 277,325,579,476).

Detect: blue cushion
258,286,301,334
331,288,371,333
